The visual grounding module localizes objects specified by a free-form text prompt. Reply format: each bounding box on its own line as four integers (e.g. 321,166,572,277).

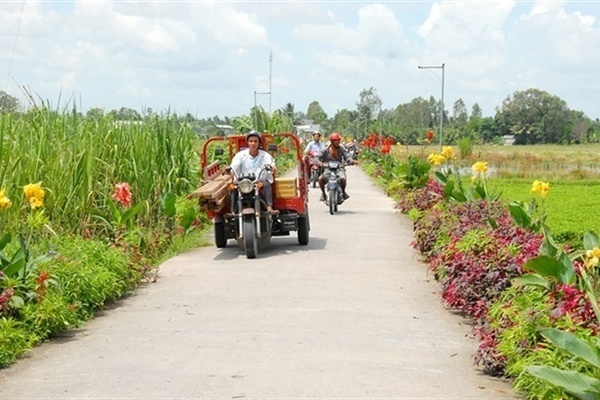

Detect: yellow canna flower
23,183,45,209
472,161,488,174
427,153,446,166
29,196,44,209
470,175,478,184
0,189,12,210
441,146,455,160
585,247,600,268
530,180,550,198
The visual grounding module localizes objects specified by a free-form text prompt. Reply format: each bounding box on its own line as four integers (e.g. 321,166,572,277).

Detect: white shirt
230,149,275,183
305,140,325,154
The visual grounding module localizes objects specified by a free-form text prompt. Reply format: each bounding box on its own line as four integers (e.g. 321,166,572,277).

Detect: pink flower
112,182,132,208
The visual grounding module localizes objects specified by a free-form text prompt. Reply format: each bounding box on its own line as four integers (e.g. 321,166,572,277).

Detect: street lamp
418,63,445,151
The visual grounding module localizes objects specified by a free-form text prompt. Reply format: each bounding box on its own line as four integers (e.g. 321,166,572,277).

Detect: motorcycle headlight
239,178,254,194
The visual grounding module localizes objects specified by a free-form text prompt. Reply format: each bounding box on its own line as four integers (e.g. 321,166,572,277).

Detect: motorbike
346,144,359,162
306,150,323,188
226,164,274,258
324,160,346,215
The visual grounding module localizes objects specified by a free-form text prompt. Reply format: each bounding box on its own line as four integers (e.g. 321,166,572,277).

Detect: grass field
392,143,600,237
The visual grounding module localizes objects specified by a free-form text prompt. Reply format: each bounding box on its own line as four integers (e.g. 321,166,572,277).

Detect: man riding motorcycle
229,131,278,213
304,130,325,171
317,132,354,202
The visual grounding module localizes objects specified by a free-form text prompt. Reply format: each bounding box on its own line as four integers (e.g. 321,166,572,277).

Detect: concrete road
0,166,518,399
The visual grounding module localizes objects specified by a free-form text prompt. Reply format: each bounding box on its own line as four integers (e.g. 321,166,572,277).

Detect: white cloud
1,0,599,120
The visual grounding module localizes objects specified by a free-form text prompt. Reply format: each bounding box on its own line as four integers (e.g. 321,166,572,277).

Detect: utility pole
418,63,445,151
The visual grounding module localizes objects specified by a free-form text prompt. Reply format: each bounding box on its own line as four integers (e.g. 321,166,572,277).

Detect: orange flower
112,182,132,208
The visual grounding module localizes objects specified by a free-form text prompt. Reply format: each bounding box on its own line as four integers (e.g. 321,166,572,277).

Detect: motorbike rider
304,130,326,180
304,130,326,154
317,132,354,202
229,131,278,214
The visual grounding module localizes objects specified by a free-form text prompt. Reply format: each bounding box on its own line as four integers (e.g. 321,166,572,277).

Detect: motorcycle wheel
328,189,336,215
214,221,227,248
297,213,309,245
242,215,258,259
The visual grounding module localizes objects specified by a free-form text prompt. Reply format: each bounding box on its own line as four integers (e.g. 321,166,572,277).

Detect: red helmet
329,132,341,141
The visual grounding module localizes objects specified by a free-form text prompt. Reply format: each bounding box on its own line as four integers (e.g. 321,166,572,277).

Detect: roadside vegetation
0,107,210,367
360,132,600,400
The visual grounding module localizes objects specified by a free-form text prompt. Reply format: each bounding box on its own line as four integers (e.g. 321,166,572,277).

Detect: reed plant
0,108,200,236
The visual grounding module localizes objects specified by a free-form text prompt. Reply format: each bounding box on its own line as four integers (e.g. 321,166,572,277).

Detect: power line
5,0,26,93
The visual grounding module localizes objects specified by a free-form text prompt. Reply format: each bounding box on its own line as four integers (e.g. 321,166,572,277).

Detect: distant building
502,135,515,145
294,121,321,141
216,124,235,136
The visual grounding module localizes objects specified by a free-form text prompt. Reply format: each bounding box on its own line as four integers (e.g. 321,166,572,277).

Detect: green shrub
0,317,32,368
457,137,473,158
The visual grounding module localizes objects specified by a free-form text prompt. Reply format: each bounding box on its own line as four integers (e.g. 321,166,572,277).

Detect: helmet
246,130,262,144
312,130,321,137
329,132,341,141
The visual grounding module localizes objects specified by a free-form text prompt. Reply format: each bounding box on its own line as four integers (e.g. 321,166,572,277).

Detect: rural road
0,166,518,399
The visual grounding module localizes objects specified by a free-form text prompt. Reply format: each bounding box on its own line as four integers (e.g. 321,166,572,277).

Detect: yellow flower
472,161,488,174
585,247,600,268
530,180,550,198
427,153,446,166
23,183,45,209
441,146,455,160
470,175,478,184
0,189,12,210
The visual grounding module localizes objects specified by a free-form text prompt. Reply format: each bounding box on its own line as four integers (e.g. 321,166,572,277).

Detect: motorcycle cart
193,132,310,258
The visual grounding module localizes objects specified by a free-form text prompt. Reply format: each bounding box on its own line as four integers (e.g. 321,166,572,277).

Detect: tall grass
0,108,200,235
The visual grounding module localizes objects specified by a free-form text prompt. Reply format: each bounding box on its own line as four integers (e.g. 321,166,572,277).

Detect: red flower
426,130,435,141
112,182,132,208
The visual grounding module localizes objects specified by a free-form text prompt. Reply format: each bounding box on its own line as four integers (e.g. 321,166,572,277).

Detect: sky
1,0,599,120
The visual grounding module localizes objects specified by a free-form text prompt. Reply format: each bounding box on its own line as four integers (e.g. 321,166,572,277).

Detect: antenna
268,50,272,114
253,50,273,130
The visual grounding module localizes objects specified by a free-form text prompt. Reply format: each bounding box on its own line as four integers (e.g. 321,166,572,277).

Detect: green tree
306,101,327,124
495,88,569,144
356,87,382,122
86,107,105,120
452,98,468,129
470,103,482,119
0,91,19,113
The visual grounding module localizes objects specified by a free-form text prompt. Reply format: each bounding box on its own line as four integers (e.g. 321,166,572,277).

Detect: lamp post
418,63,445,151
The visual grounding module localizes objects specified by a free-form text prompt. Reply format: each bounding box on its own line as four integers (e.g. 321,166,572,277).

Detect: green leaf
0,232,11,251
512,273,550,290
584,231,600,251
160,192,177,217
120,201,147,225
508,201,531,229
3,248,26,277
540,328,600,368
526,365,600,400
540,235,559,258
91,212,115,232
442,180,455,198
435,170,448,184
523,255,573,284
474,185,486,200
558,251,576,285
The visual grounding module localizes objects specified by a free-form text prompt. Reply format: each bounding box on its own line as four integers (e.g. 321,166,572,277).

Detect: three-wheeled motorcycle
198,133,310,259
